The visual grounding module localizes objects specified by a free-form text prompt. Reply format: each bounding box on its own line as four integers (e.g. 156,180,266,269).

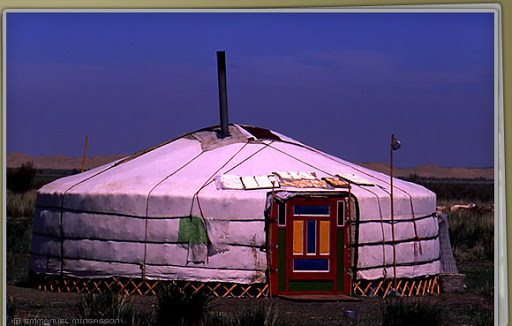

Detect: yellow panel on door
293,220,304,255
319,220,330,254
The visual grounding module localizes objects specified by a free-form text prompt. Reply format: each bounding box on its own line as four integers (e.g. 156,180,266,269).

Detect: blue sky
6,11,495,168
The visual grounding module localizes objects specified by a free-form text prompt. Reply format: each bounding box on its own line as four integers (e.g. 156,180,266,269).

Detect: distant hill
6,153,493,180
358,162,493,180
7,152,127,171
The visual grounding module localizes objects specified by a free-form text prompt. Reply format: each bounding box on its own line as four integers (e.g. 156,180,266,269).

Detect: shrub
7,162,37,193
203,311,236,326
7,189,37,218
380,298,443,326
6,190,36,284
156,283,214,326
203,302,282,326
7,216,32,254
448,209,494,261
235,302,281,326
76,291,151,326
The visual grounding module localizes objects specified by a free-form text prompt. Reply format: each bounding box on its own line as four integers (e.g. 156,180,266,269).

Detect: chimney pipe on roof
217,51,230,138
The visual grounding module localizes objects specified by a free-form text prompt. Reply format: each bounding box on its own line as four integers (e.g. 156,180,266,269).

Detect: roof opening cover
240,125,282,141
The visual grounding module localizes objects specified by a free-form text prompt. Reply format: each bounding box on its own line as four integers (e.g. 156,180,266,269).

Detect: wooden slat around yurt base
31,274,270,298
33,274,438,298
352,275,439,297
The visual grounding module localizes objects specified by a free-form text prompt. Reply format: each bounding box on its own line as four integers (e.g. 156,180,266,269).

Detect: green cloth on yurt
178,216,208,244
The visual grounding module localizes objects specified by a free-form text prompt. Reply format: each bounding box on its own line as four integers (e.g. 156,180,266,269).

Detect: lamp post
390,134,401,290
81,134,88,173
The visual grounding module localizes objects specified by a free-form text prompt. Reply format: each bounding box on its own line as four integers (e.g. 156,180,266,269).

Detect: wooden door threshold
278,294,362,302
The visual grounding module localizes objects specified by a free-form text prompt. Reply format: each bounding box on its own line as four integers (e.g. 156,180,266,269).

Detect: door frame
269,194,350,295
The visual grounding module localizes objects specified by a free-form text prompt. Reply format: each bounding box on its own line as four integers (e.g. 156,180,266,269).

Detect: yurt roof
37,123,435,221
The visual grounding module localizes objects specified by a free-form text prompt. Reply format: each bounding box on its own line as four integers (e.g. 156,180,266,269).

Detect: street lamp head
392,138,401,151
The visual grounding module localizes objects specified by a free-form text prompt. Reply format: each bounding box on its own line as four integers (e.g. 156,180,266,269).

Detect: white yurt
30,123,442,296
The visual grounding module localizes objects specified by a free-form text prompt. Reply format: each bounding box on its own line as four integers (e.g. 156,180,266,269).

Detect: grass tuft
76,291,151,326
380,298,443,326
448,209,494,261
156,283,214,326
7,189,37,219
7,297,18,326
7,162,37,193
464,304,494,326
7,190,36,284
235,302,281,326
203,311,237,326
203,302,282,326
463,269,494,297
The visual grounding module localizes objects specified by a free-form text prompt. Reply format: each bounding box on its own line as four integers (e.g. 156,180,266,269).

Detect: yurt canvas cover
31,124,440,295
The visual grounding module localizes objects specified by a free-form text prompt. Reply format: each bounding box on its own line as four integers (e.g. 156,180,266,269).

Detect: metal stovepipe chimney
217,51,230,138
